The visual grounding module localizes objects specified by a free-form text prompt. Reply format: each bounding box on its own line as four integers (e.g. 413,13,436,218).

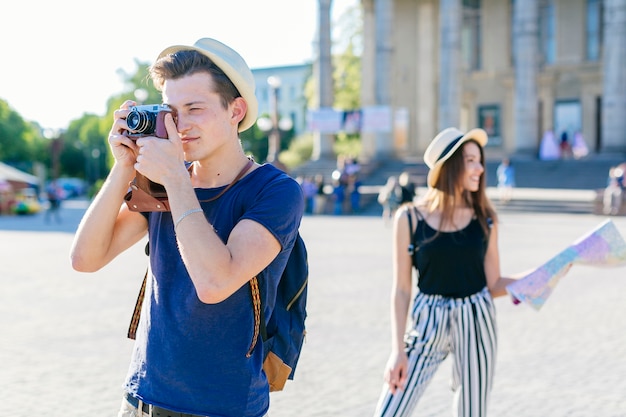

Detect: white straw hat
158,38,258,132
424,127,488,188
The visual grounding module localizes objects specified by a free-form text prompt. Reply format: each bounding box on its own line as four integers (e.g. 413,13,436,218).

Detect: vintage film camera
126,104,174,139
125,104,177,204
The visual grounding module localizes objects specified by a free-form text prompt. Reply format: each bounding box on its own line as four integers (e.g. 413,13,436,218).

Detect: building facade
252,64,312,135
359,0,626,161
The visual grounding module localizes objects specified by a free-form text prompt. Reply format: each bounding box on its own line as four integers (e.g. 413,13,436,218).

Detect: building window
289,85,297,102
586,0,603,61
478,104,502,145
539,0,555,65
462,0,481,71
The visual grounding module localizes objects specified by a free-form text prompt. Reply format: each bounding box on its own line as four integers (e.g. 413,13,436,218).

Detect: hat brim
427,128,488,188
158,43,258,133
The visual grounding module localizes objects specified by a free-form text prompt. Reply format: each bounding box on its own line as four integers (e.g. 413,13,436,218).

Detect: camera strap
126,156,255,340
198,156,254,204
124,157,254,212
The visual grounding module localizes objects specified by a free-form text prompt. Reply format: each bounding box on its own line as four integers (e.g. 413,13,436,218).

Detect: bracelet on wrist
174,208,203,231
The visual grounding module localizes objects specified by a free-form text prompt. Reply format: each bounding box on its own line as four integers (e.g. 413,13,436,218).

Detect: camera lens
127,109,155,134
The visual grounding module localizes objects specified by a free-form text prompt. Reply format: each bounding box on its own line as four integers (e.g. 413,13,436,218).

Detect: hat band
436,135,464,162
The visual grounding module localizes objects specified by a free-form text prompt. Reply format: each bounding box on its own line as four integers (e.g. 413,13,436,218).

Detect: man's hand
133,113,188,189
108,100,140,168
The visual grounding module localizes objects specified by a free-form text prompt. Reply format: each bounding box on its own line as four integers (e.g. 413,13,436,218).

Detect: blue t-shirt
123,164,304,417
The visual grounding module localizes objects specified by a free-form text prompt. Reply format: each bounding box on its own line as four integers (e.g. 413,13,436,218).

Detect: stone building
252,64,312,135
357,0,626,161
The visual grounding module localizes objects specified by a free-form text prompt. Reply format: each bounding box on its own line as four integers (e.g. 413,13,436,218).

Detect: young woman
373,127,517,417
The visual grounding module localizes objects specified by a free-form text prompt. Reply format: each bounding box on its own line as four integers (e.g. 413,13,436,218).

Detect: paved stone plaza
1,201,625,416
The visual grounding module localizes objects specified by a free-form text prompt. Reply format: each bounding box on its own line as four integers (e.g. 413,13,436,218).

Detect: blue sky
0,0,357,131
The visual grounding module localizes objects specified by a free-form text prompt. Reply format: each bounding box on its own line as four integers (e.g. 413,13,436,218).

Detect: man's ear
231,97,248,129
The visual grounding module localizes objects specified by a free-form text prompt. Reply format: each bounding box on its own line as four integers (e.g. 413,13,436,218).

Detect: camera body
126,104,176,200
126,104,174,139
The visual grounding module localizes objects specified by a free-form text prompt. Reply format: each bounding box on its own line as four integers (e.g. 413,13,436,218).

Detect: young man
70,38,304,417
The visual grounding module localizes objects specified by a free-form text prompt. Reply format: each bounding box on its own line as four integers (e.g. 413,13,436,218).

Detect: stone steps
291,154,626,216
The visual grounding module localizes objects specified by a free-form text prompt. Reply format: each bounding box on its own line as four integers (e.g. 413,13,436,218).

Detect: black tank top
410,214,488,298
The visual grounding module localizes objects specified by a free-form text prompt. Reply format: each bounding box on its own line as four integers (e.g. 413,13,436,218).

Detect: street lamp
257,76,293,165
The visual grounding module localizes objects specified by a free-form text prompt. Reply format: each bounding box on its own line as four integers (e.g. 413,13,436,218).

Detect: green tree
332,3,362,158
297,2,363,163
54,59,161,184
240,120,269,162
58,115,107,182
0,99,45,170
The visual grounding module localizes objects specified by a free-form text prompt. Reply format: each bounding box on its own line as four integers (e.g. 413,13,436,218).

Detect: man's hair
149,50,241,110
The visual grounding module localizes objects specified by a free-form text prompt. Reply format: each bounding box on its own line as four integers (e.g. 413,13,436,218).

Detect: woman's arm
383,207,415,393
390,207,414,350
484,221,517,298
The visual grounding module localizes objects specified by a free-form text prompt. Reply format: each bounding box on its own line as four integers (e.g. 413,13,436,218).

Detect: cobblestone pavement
1,201,625,416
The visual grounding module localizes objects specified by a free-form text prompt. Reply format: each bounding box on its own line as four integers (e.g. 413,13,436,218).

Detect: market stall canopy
0,162,39,186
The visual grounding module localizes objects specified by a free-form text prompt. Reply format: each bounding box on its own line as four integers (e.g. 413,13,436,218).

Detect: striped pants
374,287,497,417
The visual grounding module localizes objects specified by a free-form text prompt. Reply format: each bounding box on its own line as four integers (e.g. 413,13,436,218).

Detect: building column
374,0,393,109
512,0,539,152
312,0,334,160
438,0,462,130
374,0,394,158
360,0,376,160
360,0,394,161
415,1,437,153
601,0,626,152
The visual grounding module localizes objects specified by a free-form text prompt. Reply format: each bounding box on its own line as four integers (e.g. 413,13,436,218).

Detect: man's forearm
70,163,138,271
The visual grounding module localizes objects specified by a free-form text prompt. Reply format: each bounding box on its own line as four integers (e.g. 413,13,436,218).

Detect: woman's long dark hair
423,139,496,237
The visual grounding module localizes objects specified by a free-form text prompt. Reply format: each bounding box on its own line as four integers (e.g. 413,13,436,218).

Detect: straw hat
424,127,488,188
158,38,258,132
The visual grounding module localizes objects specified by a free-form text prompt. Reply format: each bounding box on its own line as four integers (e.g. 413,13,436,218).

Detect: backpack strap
127,242,150,340
406,206,422,256
126,158,255,340
246,276,262,358
127,268,147,340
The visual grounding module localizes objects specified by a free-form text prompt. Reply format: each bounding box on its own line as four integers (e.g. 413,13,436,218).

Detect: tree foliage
1,5,365,177
299,2,363,162
0,99,46,170
53,60,160,183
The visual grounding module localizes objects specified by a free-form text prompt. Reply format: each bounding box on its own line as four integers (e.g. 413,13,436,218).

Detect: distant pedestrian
398,171,416,204
300,176,317,214
572,130,589,160
331,174,346,215
559,130,572,159
313,174,327,215
603,164,625,215
496,157,515,203
373,127,520,417
377,176,402,226
348,174,361,214
44,180,62,224
539,130,559,161
344,157,361,177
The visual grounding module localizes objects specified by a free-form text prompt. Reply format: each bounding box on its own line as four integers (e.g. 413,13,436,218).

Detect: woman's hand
383,350,409,394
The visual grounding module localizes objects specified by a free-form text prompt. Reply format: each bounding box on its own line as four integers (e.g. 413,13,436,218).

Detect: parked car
50,177,87,198
12,188,42,215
